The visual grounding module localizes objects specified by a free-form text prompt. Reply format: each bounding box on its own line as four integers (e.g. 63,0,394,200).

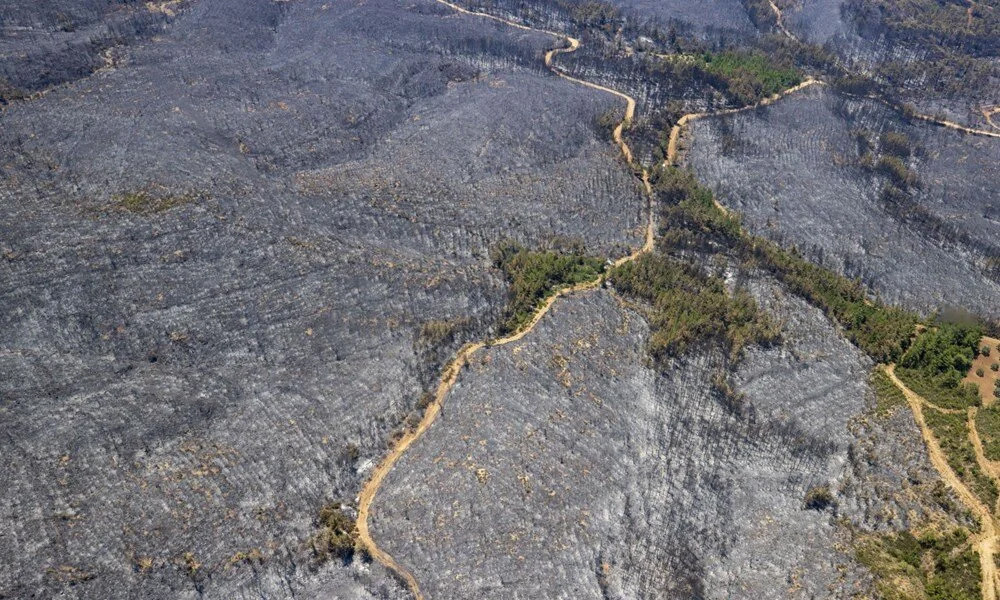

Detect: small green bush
881,131,913,158
991,363,999,372
982,345,991,357
803,485,836,511
977,368,985,377
312,502,358,563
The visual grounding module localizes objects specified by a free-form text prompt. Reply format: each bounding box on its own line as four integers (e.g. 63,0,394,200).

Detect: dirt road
354,4,654,598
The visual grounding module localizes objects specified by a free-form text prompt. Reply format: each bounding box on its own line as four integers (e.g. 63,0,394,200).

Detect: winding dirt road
354,4,653,599
664,77,822,166
766,0,794,39
885,364,1000,600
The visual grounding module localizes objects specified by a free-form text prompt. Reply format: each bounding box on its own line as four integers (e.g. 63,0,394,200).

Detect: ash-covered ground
1,0,643,597
2,0,996,599
685,84,1000,319
372,275,949,599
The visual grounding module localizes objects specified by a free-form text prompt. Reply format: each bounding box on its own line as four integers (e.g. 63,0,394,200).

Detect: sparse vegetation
803,485,836,511
855,528,980,600
875,155,919,190
112,189,199,215
416,317,470,350
492,241,605,335
975,404,1000,462
871,368,907,417
881,131,913,159
924,407,998,509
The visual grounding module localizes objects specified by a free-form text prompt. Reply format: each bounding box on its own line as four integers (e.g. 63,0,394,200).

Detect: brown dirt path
965,336,1000,407
766,0,794,38
663,78,823,167
885,364,999,600
354,3,654,598
984,108,1000,131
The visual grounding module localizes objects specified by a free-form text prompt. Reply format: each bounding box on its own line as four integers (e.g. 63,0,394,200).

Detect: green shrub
981,345,991,357
608,253,778,361
312,502,358,563
492,242,605,335
897,324,983,409
992,363,999,372
803,485,836,511
977,368,985,377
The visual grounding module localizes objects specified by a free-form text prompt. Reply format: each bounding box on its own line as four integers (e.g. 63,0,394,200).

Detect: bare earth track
885,365,1000,600
355,3,654,598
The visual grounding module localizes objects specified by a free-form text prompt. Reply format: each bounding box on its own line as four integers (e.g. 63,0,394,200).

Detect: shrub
803,485,836,511
416,317,469,350
925,407,998,508
992,363,999,372
112,189,199,215
981,345,991,357
312,502,358,563
855,527,980,600
881,131,912,158
876,155,918,189
976,404,1000,461
492,241,605,335
977,368,985,377
871,368,907,417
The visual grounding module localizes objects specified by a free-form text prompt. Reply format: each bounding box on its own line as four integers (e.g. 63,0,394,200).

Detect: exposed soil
355,3,654,596
965,336,1000,407
886,364,1000,600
